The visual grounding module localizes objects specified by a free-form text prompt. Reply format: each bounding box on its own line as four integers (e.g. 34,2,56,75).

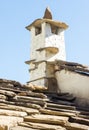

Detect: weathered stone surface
0,109,27,117
0,83,26,93
18,91,47,99
0,104,39,114
0,116,23,130
0,94,7,100
19,122,66,130
66,122,89,130
0,90,16,97
40,108,76,117
0,83,14,88
24,84,47,91
0,79,22,87
0,78,89,130
0,99,41,109
14,95,48,102
69,116,89,126
13,96,47,107
10,126,38,130
24,114,69,126
47,102,76,110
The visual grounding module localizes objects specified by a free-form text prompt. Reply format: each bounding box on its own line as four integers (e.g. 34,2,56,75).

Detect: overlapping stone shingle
0,79,89,130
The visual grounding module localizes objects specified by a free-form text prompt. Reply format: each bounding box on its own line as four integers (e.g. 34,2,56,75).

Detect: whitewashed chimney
25,8,68,91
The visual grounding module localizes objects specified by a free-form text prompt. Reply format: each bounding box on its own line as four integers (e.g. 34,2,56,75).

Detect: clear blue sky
0,0,89,83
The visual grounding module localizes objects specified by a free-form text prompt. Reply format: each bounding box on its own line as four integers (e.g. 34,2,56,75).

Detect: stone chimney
25,8,68,91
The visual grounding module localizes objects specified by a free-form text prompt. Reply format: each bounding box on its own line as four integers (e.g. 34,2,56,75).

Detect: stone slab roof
0,79,89,130
26,19,68,31
48,60,89,77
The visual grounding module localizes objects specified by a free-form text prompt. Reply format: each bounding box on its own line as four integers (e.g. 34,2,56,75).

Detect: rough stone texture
0,78,89,130
0,94,7,100
0,109,27,117
0,116,23,130
19,122,66,130
24,114,68,126
66,122,89,130
10,126,38,130
0,104,39,114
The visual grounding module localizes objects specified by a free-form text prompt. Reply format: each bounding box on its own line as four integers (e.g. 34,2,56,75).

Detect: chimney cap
43,7,52,19
26,7,68,31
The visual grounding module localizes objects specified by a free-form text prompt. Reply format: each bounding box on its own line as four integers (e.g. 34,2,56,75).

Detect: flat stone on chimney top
43,7,52,19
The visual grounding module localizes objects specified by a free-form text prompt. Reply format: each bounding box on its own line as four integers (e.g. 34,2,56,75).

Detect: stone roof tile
0,79,89,130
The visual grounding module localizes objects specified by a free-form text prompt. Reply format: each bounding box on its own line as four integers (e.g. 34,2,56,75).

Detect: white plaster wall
30,27,45,61
45,34,66,61
30,78,47,87
30,23,66,65
29,23,66,87
30,62,46,81
30,23,47,81
55,70,89,99
45,23,52,37
29,63,35,71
